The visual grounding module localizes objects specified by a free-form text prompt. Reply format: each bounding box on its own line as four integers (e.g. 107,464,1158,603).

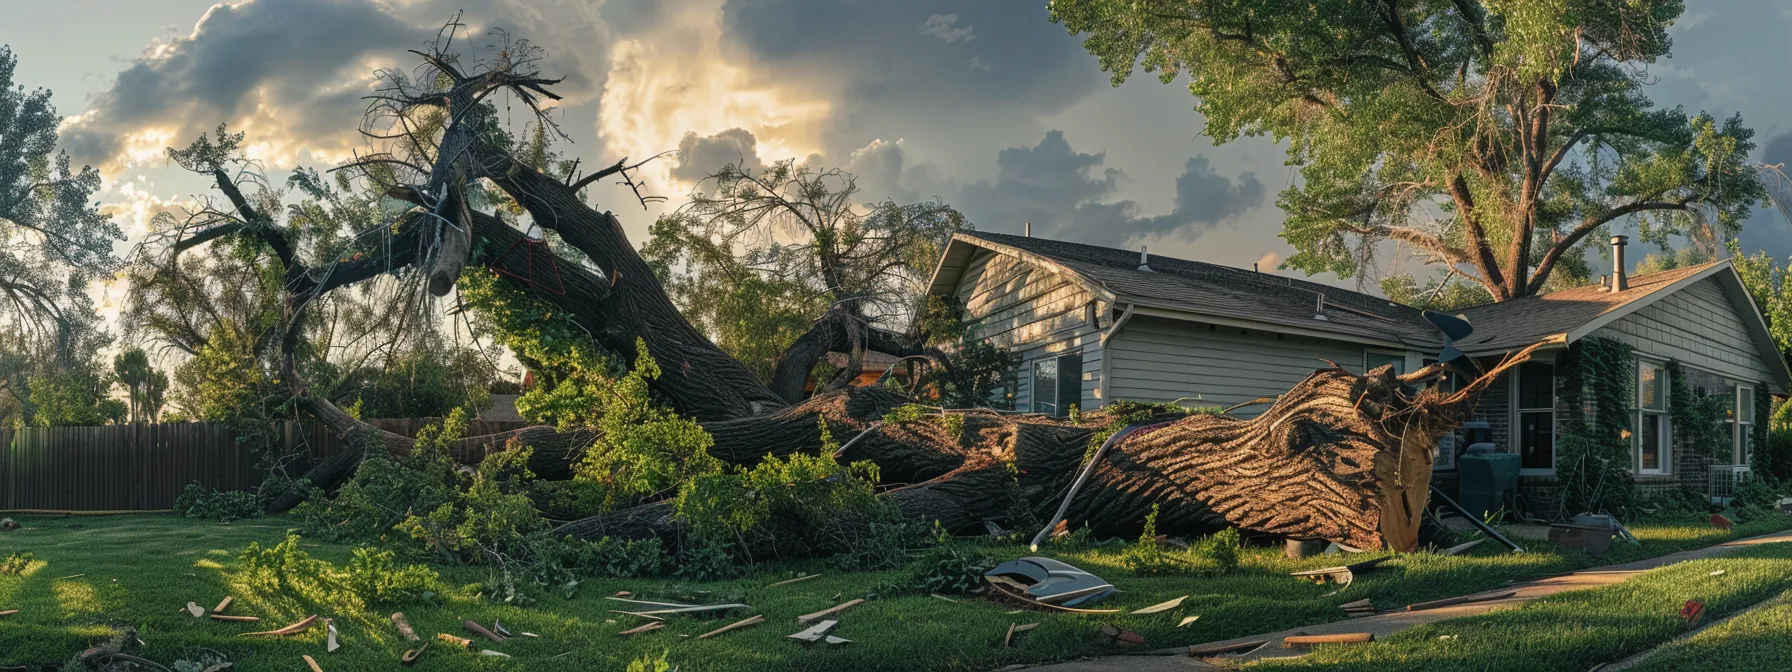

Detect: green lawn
1623,590,1792,671
1,512,1789,671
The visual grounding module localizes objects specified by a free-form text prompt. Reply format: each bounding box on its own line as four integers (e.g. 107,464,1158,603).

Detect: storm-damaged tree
144,24,1542,559
643,160,966,401
1051,0,1770,302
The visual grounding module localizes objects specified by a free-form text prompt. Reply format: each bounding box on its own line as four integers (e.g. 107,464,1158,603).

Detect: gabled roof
1451,262,1723,354
929,231,1445,349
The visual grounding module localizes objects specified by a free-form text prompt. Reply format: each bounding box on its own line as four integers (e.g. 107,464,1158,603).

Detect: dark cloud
671,128,764,183
955,131,1264,244
59,0,620,171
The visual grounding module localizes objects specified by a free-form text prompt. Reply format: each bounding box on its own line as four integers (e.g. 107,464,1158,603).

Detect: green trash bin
1457,423,1519,521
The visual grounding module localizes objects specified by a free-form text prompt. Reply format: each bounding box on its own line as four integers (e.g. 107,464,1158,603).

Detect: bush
173,483,263,522
565,536,666,579
1,551,32,575
904,543,993,595
341,546,437,606
236,534,438,607
1121,505,1240,576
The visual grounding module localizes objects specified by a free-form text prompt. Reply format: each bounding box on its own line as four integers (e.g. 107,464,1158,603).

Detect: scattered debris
620,603,751,618
618,621,666,637
1441,539,1487,556
209,615,260,623
391,613,420,641
608,596,697,608
1710,569,1727,577
1710,514,1733,530
1283,632,1374,648
52,573,85,580
1003,622,1038,648
615,591,634,598
984,580,1121,614
479,650,511,658
1098,624,1145,646
436,633,474,649
0,517,16,531
788,619,839,644
1406,591,1516,612
699,615,766,639
930,593,957,603
214,596,234,613
770,574,821,587
1285,538,1326,559
302,654,324,672
1437,634,1458,641
493,620,513,638
464,619,507,643
326,618,340,652
0,609,16,618
400,642,429,666
1177,616,1200,628
1549,522,1615,556
520,632,539,638
185,602,206,618
796,599,865,623
1340,598,1376,617
1132,596,1187,615
1186,640,1269,657
240,614,318,637
1291,557,1392,587
1681,600,1706,627
986,557,1117,606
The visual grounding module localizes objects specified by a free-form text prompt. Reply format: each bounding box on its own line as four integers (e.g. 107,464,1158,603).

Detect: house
927,230,1790,508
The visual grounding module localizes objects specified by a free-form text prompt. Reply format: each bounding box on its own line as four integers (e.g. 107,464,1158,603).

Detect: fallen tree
153,28,1533,555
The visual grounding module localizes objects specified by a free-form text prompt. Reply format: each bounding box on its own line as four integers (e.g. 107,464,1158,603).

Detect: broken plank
788,620,839,644
436,633,473,649
463,620,507,643
1003,623,1038,648
391,613,420,641
620,603,749,617
1131,596,1187,615
1186,640,1269,657
209,614,260,623
302,655,324,672
796,599,865,623
1338,598,1372,611
769,574,821,587
213,595,233,613
618,621,666,637
698,615,766,640
239,615,318,637
1405,591,1517,612
605,596,697,609
0,610,17,618
1283,633,1373,647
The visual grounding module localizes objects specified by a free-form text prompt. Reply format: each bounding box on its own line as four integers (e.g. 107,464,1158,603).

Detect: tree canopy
1050,0,1768,301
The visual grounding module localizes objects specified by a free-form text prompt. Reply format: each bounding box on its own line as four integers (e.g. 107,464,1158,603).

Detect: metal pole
1429,485,1525,553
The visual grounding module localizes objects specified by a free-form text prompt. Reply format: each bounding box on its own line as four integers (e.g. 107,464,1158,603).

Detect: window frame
1634,359,1670,476
1735,383,1756,466
1029,358,1059,416
1364,350,1408,375
1514,361,1558,475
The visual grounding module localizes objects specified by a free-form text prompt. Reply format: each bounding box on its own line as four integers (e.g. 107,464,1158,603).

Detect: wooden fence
0,418,530,512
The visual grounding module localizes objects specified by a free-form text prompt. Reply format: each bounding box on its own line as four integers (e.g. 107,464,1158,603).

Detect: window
1635,361,1669,475
1365,351,1407,375
1030,352,1083,417
1423,358,1467,469
1733,384,1756,466
1516,362,1556,471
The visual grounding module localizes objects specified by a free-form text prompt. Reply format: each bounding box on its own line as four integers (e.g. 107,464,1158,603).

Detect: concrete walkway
1017,528,1792,672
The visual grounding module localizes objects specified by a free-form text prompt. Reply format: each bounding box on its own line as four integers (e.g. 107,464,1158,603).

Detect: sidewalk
1017,527,1792,672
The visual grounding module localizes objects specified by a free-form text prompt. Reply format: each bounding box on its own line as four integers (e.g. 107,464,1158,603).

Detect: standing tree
112,348,168,423
644,161,967,401
145,24,1540,554
1050,0,1768,300
0,45,123,333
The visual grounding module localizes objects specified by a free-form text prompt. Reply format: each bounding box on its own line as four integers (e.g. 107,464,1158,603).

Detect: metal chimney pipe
1137,245,1152,272
1025,221,1032,237
1610,235,1629,292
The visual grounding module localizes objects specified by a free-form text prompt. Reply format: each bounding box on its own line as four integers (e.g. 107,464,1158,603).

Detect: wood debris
1186,640,1269,657
614,591,633,598
618,621,666,637
984,580,1121,614
185,602,206,618
493,620,513,638
1178,615,1200,628
214,596,233,613
1131,596,1187,615
1098,624,1144,646
240,615,318,637
400,642,429,666
1441,539,1487,556
479,650,511,658
1283,632,1373,647
326,618,340,652
520,632,539,638
1003,622,1038,648
1291,557,1392,585
787,619,839,644
699,615,766,639
1405,591,1516,612
606,596,697,608
209,615,260,623
619,603,750,618
464,619,507,643
796,598,864,623
770,574,821,587
302,654,324,672
0,610,17,618
391,613,420,641
436,633,474,649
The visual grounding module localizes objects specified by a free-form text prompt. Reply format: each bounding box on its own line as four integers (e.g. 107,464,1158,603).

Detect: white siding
1105,315,1374,417
1591,277,1777,386
954,250,1104,412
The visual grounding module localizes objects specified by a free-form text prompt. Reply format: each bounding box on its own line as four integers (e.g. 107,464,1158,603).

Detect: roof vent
1313,293,1329,321
1610,235,1629,292
1137,245,1152,272
1024,221,1032,238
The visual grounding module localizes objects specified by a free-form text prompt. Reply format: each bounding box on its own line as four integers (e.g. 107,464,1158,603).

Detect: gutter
1100,303,1136,347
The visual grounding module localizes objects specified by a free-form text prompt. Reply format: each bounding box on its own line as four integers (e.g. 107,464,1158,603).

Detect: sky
5,0,1792,329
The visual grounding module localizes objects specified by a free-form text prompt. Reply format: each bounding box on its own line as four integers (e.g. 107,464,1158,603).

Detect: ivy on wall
1666,360,1730,461
1554,337,1637,517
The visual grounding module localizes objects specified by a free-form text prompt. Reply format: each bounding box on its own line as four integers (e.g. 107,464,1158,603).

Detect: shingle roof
945,231,1445,348
1451,261,1725,354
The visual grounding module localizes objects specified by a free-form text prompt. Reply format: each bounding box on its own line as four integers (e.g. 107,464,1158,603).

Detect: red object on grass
1680,600,1706,626
1710,513,1733,530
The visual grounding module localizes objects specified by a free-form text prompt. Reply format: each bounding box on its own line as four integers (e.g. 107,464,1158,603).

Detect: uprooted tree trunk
168,36,1536,554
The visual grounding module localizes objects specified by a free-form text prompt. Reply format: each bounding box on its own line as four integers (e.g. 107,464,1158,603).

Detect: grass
1256,544,1792,671
1,512,1790,671
1623,589,1792,670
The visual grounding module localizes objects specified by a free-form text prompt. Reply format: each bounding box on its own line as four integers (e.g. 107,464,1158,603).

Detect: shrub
173,483,263,522
1120,505,1241,576
1,551,32,575
236,534,437,607
341,547,437,606
904,543,993,595
566,536,666,579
